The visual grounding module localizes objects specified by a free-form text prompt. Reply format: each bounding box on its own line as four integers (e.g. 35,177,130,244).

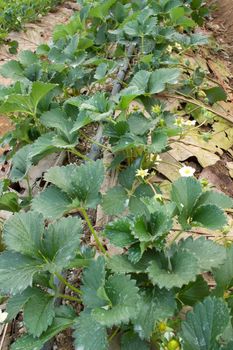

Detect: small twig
161,92,233,124
0,324,8,350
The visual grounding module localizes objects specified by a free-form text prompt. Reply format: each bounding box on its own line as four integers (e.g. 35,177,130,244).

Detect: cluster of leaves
0,0,63,44
0,0,232,349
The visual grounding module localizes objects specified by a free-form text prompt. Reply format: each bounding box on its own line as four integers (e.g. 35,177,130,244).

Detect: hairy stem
80,207,108,256
55,272,82,295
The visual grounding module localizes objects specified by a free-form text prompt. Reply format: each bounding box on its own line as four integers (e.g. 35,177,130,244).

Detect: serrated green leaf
148,68,180,94
104,218,136,247
29,133,58,164
102,186,128,215
171,176,202,216
213,245,233,292
31,185,73,219
11,316,74,350
147,249,200,289
0,251,43,295
148,130,168,153
0,60,24,80
81,257,107,308
3,211,44,257
192,204,227,230
121,331,149,350
93,274,139,327
133,288,176,339
44,160,104,209
204,87,227,105
42,216,83,272
171,176,202,227
10,145,32,182
179,237,226,271
40,109,75,141
73,312,108,350
178,275,210,306
181,297,231,350
194,190,233,209
0,192,20,212
30,81,56,110
107,253,152,274
24,289,55,337
7,288,34,320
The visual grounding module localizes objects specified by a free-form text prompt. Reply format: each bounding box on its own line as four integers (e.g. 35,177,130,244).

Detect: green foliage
0,0,63,42
181,297,232,350
0,0,231,349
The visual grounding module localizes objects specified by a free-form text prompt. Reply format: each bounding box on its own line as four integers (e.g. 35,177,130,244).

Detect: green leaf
0,192,20,212
93,274,139,327
192,204,227,230
121,331,149,350
148,130,168,153
204,87,227,105
171,177,202,227
7,288,34,320
181,297,231,350
81,257,107,308
0,60,24,80
104,218,136,247
148,68,180,94
178,275,210,306
31,185,73,219
42,216,83,272
107,253,152,274
89,0,117,19
213,245,233,292
73,312,108,350
3,211,44,257
29,133,58,163
179,237,226,271
40,109,75,141
0,251,43,295
102,186,128,215
194,190,233,209
44,160,104,209
133,288,176,339
24,289,55,337
171,176,202,216
11,316,74,350
10,145,32,182
147,249,200,289
30,81,56,110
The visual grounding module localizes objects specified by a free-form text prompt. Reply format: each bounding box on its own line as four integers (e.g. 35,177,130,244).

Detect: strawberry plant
0,0,63,43
0,0,233,349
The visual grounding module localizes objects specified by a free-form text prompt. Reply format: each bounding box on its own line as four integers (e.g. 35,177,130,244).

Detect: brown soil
210,0,233,55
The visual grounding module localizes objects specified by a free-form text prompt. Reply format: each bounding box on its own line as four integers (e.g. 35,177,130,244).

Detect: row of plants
0,0,63,44
0,0,233,349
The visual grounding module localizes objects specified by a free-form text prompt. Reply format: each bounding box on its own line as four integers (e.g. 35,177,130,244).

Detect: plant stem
80,208,108,256
69,148,92,162
79,131,110,151
55,272,82,295
108,327,120,342
58,294,82,303
26,175,32,198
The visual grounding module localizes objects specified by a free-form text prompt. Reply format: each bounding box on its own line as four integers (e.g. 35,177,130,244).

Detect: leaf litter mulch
0,1,233,349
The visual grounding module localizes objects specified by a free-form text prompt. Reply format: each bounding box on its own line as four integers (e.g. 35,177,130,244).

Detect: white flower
179,165,195,177
154,154,162,165
0,310,8,323
184,120,196,127
174,42,182,51
136,168,149,179
167,45,173,53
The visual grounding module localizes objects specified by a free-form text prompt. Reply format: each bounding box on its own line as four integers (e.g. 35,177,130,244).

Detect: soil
209,0,233,57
